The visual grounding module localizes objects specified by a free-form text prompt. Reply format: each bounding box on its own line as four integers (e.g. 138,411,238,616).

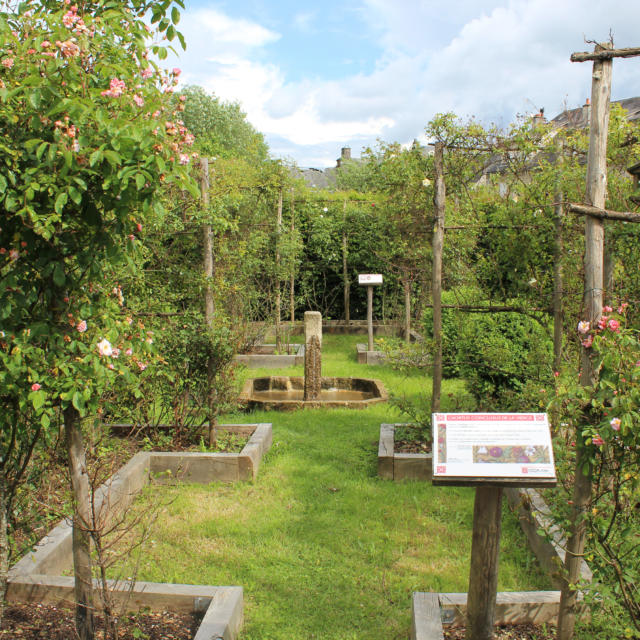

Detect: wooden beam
423,304,550,314
568,203,640,223
571,46,640,62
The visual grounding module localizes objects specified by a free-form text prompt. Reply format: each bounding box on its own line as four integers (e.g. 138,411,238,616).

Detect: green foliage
179,85,268,161
458,312,552,410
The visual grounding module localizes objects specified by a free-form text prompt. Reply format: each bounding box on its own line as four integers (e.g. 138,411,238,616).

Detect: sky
163,0,640,169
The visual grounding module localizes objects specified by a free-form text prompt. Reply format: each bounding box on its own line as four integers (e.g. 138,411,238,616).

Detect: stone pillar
304,311,322,401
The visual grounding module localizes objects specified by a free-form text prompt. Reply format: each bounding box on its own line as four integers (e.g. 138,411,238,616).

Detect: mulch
0,603,202,639
443,623,556,639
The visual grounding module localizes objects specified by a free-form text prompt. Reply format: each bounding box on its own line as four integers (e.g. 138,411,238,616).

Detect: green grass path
132,335,550,639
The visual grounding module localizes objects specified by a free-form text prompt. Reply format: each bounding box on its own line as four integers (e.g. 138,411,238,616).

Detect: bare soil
393,424,432,454
0,603,202,639
443,623,556,639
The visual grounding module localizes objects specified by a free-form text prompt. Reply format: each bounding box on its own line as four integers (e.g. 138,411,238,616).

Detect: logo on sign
522,467,529,474
437,466,446,474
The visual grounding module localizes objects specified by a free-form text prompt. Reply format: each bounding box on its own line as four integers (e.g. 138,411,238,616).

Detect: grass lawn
123,334,551,640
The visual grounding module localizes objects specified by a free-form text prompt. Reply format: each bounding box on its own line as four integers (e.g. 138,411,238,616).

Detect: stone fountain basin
239,376,388,410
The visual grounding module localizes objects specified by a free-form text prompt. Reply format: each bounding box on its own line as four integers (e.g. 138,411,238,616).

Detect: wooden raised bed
7,423,273,639
378,423,433,481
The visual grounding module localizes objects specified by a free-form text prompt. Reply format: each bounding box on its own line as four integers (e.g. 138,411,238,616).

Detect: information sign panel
358,274,383,285
432,413,556,487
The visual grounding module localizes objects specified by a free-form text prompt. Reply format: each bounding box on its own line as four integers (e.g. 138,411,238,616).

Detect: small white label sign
358,274,383,285
432,413,556,481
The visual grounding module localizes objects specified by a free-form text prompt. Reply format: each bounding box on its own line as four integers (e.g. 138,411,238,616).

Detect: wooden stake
431,142,445,412
558,42,613,640
465,487,503,640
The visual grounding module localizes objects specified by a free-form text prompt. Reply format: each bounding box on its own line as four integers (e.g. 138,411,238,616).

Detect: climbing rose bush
553,304,640,636
0,0,196,624
0,0,197,422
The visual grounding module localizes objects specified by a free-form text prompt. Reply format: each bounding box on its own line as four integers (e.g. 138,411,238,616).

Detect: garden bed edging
7,423,272,639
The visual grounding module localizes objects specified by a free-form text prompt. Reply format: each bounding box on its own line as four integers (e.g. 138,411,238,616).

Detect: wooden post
200,158,217,446
432,142,445,413
367,285,374,351
465,487,503,640
552,190,564,373
558,42,612,640
404,279,411,343
290,188,295,324
275,189,283,352
343,200,350,324
201,158,214,324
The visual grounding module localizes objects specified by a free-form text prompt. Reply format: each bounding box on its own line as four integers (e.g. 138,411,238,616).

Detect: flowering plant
552,304,640,635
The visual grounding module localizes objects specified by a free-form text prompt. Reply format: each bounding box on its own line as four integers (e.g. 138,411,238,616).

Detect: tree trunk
431,141,446,413
558,42,612,640
65,405,95,640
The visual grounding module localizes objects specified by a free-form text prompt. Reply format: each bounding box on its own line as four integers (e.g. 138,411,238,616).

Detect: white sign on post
358,274,383,285
432,413,556,485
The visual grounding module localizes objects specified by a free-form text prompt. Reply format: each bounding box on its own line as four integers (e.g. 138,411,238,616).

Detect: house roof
551,96,640,129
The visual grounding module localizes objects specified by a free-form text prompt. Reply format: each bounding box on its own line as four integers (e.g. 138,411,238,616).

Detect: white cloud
168,1,640,167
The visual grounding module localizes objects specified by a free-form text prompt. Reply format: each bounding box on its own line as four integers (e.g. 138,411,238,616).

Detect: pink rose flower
141,67,153,79
592,434,604,446
2,58,14,68
581,335,593,348
31,383,41,391
610,418,621,431
603,305,613,313
607,319,620,332
577,321,590,334
133,94,144,107
76,320,87,332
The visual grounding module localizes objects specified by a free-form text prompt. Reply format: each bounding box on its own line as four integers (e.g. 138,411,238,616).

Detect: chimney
532,107,546,127
336,146,351,168
582,98,590,126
